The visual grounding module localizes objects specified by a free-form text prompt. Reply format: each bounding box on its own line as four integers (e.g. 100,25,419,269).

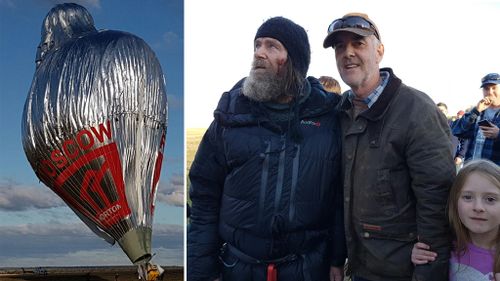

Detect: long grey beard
242,69,287,102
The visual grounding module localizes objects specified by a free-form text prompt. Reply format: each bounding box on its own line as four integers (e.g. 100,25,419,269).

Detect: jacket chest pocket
374,169,397,215
222,128,273,168
361,168,413,220
294,137,340,205
222,128,286,199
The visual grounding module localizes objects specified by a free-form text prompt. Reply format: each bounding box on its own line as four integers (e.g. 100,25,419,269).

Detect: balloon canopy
22,3,168,265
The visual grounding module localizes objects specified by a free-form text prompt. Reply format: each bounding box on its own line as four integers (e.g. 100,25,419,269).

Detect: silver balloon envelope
21,3,168,265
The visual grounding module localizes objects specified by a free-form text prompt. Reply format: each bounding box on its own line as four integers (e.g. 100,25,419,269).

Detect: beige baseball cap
323,12,380,48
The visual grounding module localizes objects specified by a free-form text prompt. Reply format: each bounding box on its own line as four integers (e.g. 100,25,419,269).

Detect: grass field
186,128,206,174
186,128,206,205
0,266,183,281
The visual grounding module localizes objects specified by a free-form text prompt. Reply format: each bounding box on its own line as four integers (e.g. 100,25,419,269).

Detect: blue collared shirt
348,70,390,108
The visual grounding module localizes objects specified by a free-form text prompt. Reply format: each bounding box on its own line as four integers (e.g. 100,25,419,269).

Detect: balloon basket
118,227,152,265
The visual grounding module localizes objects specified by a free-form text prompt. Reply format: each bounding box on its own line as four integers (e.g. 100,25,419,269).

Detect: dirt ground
0,266,183,281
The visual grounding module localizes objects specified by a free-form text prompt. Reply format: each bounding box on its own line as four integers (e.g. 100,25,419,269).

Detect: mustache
343,59,358,65
252,58,268,69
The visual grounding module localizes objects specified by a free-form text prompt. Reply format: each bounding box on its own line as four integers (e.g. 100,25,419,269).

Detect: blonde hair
448,159,500,273
319,76,341,94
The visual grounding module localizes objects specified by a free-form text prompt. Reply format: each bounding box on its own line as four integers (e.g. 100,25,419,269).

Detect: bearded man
187,17,346,281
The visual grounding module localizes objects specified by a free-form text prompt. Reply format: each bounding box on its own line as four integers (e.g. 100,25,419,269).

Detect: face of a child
458,172,500,246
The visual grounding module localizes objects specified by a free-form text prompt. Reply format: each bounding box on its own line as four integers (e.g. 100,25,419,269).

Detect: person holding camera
453,73,500,165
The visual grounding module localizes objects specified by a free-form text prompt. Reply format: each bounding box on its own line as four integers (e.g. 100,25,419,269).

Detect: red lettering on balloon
51,149,68,169
40,159,57,178
77,129,95,150
62,138,79,159
38,121,114,176
36,120,130,229
91,120,112,143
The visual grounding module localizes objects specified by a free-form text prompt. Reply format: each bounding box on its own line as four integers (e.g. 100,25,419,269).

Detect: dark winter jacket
452,107,500,165
188,77,346,281
337,68,455,281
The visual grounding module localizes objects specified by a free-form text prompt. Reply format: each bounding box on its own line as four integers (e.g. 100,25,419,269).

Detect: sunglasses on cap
327,16,380,40
481,73,500,83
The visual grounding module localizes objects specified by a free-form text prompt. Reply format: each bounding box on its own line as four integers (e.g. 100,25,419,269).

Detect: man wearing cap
188,17,346,281
452,73,500,165
323,13,455,281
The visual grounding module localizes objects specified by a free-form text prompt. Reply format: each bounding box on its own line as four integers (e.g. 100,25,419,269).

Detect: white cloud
0,222,89,236
157,174,184,207
163,31,181,49
0,223,183,266
167,93,184,110
0,180,64,211
0,247,183,267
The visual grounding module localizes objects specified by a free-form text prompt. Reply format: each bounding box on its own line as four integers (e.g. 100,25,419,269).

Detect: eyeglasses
481,73,500,83
327,16,380,40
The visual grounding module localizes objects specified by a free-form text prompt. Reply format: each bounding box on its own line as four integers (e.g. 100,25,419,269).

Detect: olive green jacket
338,68,455,281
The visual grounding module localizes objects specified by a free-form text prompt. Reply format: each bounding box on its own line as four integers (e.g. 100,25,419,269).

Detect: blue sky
0,0,183,267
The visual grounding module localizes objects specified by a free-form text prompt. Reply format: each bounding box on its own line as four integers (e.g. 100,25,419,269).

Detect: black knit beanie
255,17,310,78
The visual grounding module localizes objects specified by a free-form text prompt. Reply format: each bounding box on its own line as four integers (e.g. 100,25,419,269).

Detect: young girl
411,159,500,281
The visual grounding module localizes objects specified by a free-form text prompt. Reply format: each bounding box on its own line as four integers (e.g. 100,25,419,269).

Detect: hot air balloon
21,3,167,278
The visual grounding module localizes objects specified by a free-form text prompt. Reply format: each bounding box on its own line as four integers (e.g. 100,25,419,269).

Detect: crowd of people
187,12,499,281
319,71,500,171
319,73,500,173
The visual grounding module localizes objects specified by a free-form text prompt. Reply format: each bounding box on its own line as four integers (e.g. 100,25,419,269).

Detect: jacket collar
338,68,402,121
215,76,339,127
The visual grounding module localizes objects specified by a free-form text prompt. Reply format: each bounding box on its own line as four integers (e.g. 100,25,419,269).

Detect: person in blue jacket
188,17,346,281
453,73,500,165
